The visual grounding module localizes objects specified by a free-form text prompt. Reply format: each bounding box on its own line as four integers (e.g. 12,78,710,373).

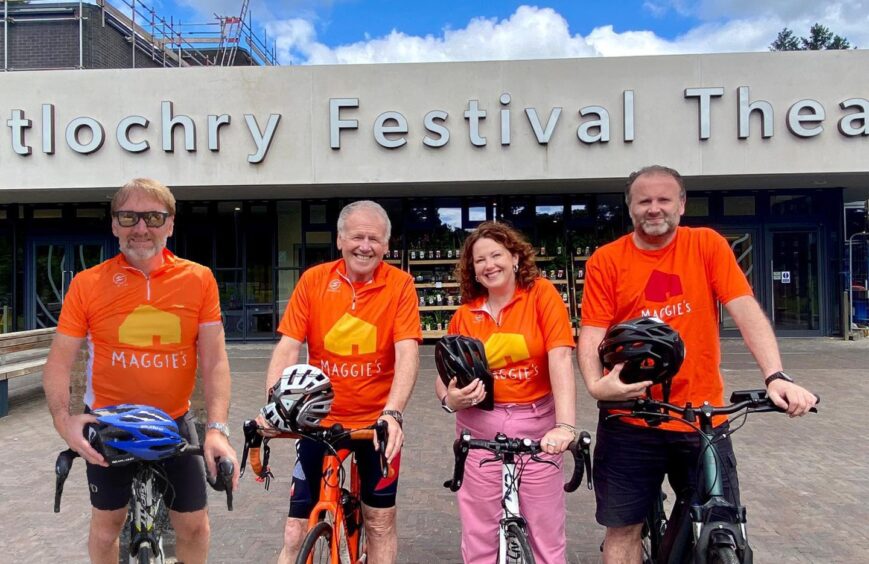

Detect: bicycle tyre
708,545,740,564
295,520,334,564
504,522,536,564
136,543,153,564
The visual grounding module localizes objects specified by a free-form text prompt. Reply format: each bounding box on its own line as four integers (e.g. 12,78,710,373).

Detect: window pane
216,269,243,340
770,194,813,216
277,201,302,268
685,197,710,217
468,206,486,222
216,202,242,268
723,196,754,216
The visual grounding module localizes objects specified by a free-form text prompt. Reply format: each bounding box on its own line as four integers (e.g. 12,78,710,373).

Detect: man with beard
43,178,238,564
577,165,816,563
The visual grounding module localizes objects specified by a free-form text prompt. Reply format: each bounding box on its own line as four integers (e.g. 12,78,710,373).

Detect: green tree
769,23,854,51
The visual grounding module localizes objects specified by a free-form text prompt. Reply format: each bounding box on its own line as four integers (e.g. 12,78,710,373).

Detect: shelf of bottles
407,246,462,339
533,242,572,310
570,239,600,326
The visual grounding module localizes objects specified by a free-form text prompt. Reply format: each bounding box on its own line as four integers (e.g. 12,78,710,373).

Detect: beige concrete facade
1,49,867,203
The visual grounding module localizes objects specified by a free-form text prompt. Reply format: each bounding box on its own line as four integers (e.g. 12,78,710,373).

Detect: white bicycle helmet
261,364,334,432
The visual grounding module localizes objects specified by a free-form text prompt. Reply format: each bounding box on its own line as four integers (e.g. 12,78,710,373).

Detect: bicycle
598,388,819,564
241,418,389,564
54,442,234,564
443,429,593,564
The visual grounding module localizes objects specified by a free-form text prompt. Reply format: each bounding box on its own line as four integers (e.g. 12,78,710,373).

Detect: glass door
28,238,108,328
768,230,821,333
719,229,759,332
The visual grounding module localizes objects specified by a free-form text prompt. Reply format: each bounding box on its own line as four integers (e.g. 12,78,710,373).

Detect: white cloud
264,2,869,65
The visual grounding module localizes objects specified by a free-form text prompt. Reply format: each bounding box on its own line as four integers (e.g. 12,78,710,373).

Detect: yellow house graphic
118,305,182,347
485,333,530,369
325,313,377,356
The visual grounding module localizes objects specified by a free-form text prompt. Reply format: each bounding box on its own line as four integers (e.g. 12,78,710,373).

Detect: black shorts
85,411,207,513
288,436,400,518
593,416,740,528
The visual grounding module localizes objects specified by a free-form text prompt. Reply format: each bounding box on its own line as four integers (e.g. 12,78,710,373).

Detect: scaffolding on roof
1,0,277,71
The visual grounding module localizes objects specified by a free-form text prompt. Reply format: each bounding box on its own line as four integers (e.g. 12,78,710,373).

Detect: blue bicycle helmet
86,404,185,466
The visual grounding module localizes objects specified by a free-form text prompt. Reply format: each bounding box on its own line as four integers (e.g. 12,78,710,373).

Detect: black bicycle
443,430,593,564
54,443,234,564
598,388,818,564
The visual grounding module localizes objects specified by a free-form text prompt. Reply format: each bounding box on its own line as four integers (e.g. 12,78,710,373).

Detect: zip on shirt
336,270,376,311
122,265,153,301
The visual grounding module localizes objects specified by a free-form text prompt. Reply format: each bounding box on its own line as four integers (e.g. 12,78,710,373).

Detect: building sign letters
3,87,867,164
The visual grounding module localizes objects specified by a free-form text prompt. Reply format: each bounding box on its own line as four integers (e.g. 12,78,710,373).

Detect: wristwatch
381,409,404,427
764,371,795,387
440,395,456,414
206,422,231,439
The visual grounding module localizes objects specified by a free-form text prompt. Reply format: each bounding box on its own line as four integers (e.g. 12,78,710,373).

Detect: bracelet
555,422,578,437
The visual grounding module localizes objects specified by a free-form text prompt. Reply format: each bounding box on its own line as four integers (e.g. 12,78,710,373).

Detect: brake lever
206,457,235,511
375,419,389,478
529,453,559,468
579,431,593,490
54,449,78,513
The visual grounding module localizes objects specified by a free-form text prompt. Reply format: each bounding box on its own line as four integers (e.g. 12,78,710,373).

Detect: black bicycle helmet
598,316,685,386
435,335,494,410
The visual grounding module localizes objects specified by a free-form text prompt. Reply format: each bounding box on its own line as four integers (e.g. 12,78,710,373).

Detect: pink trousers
455,395,566,564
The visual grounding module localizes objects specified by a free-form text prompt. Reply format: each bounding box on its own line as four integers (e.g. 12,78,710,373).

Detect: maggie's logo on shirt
644,270,684,302
484,333,537,381
485,333,530,368
324,313,377,356
118,305,181,346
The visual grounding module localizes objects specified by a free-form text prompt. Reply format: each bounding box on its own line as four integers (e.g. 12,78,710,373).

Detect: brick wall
0,4,163,70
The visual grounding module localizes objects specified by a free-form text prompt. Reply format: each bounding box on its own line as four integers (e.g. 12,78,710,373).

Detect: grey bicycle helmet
261,364,335,432
598,316,685,386
435,335,494,410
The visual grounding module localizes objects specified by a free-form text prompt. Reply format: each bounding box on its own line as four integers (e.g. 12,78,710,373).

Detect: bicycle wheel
504,522,536,564
296,521,334,564
641,493,666,564
708,545,740,564
136,543,153,564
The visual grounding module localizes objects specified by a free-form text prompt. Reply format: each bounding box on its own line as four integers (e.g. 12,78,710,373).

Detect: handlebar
598,388,819,429
240,419,390,487
53,443,235,513
443,429,593,493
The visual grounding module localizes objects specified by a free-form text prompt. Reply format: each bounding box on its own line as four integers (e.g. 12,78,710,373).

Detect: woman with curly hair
435,221,577,563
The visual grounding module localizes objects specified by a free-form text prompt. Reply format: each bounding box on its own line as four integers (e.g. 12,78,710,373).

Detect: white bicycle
444,430,592,563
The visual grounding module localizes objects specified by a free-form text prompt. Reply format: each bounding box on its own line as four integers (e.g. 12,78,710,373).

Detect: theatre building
1,3,868,340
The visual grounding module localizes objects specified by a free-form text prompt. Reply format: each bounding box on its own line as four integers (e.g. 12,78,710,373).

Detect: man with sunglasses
43,178,239,564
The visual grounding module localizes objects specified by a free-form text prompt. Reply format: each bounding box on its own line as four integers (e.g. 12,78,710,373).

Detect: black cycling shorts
593,416,740,528
288,436,400,518
85,411,207,513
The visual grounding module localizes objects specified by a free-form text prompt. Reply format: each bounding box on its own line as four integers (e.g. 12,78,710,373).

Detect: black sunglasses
112,210,170,228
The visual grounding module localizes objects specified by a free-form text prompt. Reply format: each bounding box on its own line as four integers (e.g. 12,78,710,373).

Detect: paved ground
1,337,867,563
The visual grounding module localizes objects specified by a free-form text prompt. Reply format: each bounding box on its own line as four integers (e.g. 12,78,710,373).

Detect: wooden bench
0,328,56,417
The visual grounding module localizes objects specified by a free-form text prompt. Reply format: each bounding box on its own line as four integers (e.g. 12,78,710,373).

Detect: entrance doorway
26,238,109,329
768,230,821,333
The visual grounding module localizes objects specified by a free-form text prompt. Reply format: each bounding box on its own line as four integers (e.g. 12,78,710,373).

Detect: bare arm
577,325,650,401
725,295,816,415
265,335,303,399
42,332,106,466
540,346,577,454
379,338,419,462
197,323,239,487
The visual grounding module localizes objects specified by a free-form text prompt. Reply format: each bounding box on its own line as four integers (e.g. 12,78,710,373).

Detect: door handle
769,260,775,324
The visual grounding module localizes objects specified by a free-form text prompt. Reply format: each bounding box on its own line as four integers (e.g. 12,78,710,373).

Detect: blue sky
135,1,867,64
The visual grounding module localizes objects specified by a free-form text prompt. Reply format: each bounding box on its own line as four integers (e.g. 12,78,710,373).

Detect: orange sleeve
198,268,223,324
392,275,422,342
277,268,313,341
534,280,575,350
56,272,90,338
703,229,753,304
580,250,617,329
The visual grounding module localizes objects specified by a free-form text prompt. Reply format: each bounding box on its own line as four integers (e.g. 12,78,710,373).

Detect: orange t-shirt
277,260,422,427
56,249,222,419
447,278,575,405
582,226,753,430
